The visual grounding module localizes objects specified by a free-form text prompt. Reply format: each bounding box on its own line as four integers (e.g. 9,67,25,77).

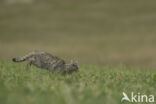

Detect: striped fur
12,51,36,62
12,51,79,74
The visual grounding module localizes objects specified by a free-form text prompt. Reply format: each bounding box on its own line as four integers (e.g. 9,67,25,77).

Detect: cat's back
33,51,65,70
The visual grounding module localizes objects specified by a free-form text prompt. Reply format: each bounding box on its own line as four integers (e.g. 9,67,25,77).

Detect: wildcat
12,51,79,74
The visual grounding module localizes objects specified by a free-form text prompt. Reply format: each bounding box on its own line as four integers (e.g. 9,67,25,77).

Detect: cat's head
65,61,79,73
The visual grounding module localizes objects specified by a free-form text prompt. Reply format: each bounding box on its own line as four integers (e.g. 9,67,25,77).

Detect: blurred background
0,0,156,68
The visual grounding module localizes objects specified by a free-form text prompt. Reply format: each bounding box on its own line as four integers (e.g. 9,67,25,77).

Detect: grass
0,0,156,104
0,61,156,104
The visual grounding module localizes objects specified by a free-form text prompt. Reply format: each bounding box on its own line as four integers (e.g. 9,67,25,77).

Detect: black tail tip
12,58,16,62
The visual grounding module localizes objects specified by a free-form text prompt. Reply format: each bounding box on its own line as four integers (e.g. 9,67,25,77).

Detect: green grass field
1,0,156,104
0,62,156,104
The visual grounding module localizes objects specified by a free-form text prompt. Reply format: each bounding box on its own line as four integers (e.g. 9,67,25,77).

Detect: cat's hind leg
26,61,32,70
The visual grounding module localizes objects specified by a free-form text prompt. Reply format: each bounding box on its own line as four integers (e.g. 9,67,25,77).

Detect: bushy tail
12,51,35,62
